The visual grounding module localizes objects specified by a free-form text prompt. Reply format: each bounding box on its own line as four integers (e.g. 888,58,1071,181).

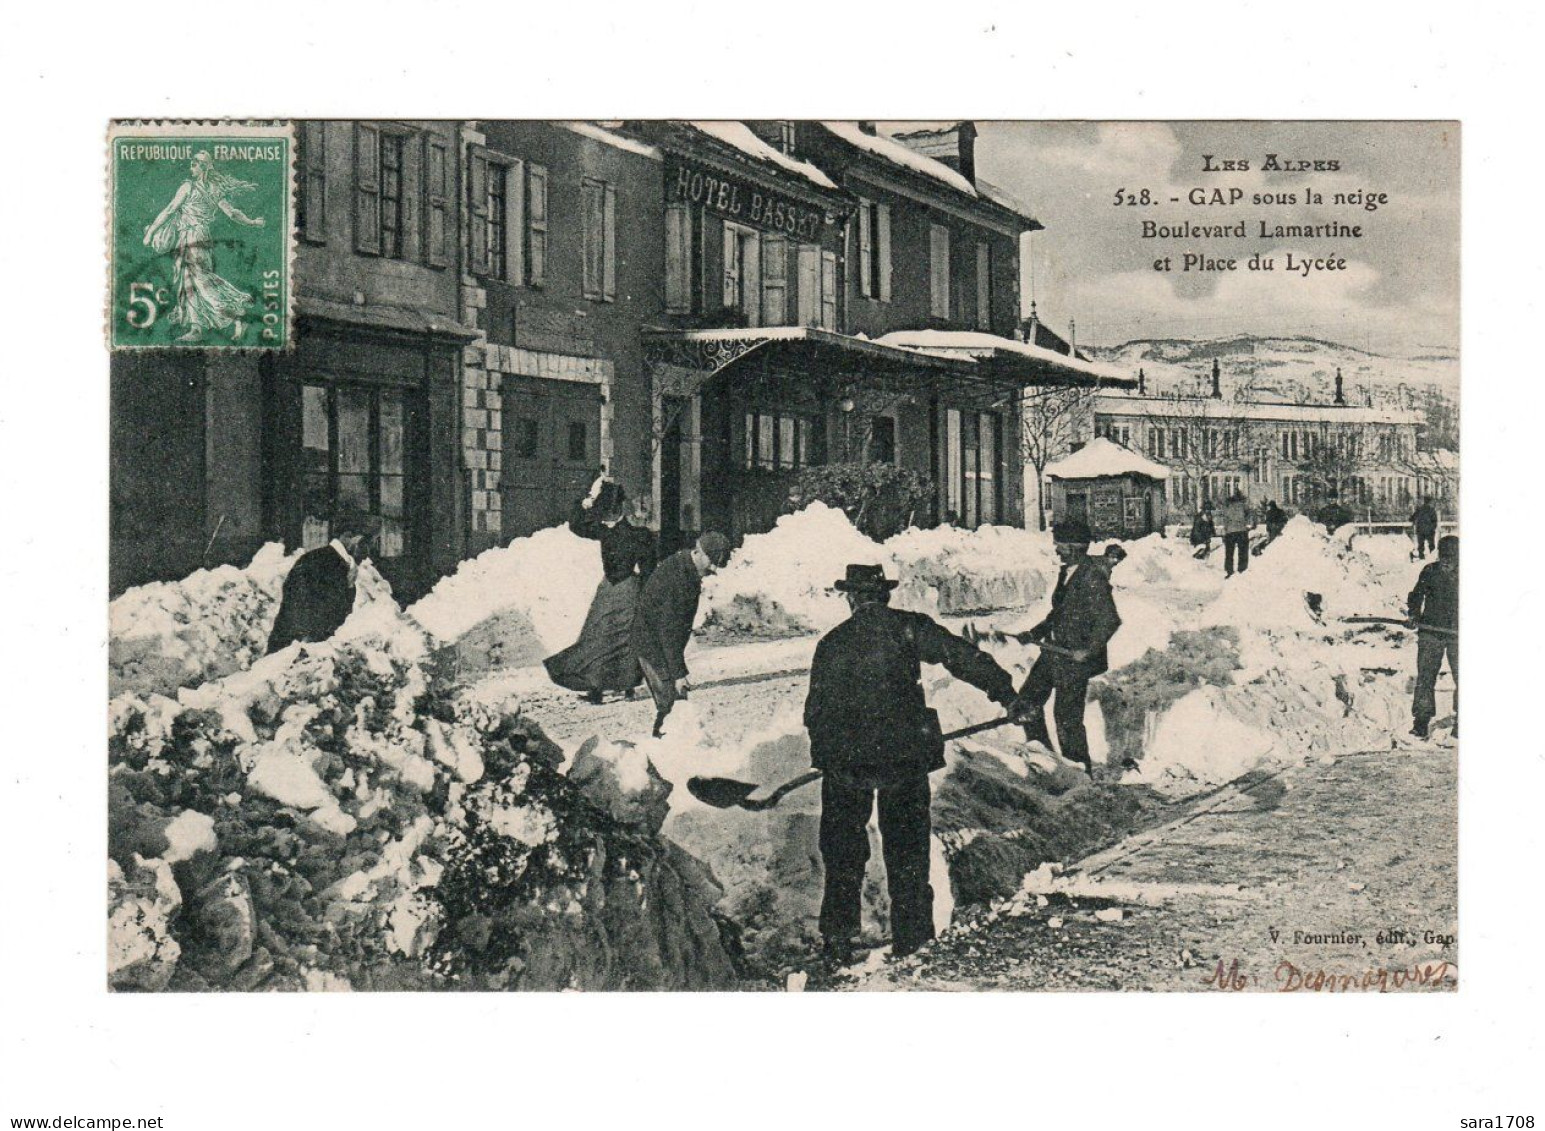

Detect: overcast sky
966,122,1459,353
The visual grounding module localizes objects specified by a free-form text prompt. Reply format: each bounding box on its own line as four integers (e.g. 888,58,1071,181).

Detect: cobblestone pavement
844,740,1458,993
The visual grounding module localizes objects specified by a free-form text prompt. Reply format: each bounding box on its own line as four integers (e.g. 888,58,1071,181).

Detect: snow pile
107,600,735,992
703,504,1057,637
1104,533,1221,594
701,503,885,636
887,524,1057,615
1202,517,1398,631
109,544,397,699
408,525,604,673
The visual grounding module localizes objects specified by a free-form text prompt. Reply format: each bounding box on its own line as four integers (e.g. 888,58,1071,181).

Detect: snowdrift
407,526,603,677
107,601,736,992
701,503,1057,639
109,544,395,700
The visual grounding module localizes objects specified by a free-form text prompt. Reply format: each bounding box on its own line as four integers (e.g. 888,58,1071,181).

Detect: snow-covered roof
878,329,1129,382
976,177,1033,218
1093,392,1421,426
556,122,661,161
1045,437,1170,481
652,325,965,364
682,122,838,191
818,121,978,198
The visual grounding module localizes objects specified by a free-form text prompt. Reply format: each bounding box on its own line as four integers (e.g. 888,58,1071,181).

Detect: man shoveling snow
634,530,732,736
265,510,378,655
1407,534,1459,740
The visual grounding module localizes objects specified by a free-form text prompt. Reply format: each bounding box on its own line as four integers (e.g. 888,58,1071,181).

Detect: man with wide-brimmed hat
803,562,1017,962
1009,516,1122,773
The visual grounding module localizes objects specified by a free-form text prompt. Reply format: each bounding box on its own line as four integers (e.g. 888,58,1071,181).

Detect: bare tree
1136,393,1273,513
1020,384,1097,530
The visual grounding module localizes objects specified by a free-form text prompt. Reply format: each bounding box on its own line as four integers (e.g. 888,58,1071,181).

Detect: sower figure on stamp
1407,534,1459,740
803,564,1017,964
266,511,376,655
632,531,731,736
1010,518,1122,775
544,476,656,704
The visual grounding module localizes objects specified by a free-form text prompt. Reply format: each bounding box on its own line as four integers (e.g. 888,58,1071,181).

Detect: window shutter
424,134,449,267
354,123,381,256
504,157,525,285
665,204,691,313
401,131,422,263
582,179,604,300
877,203,892,302
603,183,617,301
722,224,738,310
527,164,548,287
467,147,489,276
857,199,873,298
761,235,786,326
975,241,991,330
820,251,837,330
797,243,819,327
300,121,327,245
929,223,950,318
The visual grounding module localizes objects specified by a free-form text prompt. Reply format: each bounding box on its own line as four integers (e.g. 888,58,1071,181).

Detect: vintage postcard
106,120,1459,995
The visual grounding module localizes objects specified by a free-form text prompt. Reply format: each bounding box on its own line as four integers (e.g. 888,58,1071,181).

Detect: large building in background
110,120,1128,597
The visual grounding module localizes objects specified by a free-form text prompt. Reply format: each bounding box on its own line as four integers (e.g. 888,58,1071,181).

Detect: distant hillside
1083,336,1460,409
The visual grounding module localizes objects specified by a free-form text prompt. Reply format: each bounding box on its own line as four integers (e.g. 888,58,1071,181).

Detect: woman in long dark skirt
544,478,657,702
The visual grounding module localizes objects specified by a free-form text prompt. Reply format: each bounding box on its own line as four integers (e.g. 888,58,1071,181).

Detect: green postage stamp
108,121,293,349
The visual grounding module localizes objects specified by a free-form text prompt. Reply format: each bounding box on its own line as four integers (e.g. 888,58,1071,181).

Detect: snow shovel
686,714,1021,812
1342,615,1458,637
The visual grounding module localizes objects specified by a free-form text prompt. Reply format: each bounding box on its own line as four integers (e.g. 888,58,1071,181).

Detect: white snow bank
407,525,603,670
109,544,395,699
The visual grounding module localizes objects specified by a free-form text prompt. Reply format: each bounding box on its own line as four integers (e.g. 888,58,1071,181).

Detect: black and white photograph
2,8,1539,1130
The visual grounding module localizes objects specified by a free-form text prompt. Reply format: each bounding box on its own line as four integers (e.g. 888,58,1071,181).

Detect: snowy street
839,738,1457,991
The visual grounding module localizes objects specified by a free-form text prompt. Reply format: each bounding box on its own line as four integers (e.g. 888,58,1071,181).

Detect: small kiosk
1045,438,1170,540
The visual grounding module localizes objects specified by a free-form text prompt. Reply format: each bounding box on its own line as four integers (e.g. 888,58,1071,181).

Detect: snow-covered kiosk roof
1045,437,1170,480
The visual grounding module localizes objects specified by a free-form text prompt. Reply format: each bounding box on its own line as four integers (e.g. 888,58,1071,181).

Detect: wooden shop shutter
300,120,327,245
467,146,490,276
526,163,548,287
876,203,892,302
401,130,422,263
761,235,786,326
820,251,837,329
856,198,873,297
424,133,450,267
664,203,691,313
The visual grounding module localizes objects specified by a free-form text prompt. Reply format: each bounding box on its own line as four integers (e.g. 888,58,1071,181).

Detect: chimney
890,121,978,184
1334,368,1346,405
1211,358,1222,399
1068,317,1077,355
1138,368,1146,396
856,121,878,136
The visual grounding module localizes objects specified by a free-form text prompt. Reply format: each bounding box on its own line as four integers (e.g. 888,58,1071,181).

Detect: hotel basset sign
668,157,832,241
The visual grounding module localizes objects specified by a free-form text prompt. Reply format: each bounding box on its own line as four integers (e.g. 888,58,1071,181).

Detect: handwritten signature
1203,957,1456,992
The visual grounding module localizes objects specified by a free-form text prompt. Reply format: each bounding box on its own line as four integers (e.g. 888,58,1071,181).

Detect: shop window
856,198,892,301
298,383,409,559
869,416,896,464
975,241,991,331
929,224,951,319
582,178,617,302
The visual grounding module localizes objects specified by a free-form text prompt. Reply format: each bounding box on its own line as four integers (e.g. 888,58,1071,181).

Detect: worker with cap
1407,533,1459,739
1009,517,1122,774
804,563,1018,963
632,530,731,736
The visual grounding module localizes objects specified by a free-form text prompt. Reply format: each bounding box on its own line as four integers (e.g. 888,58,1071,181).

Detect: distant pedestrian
804,564,1017,963
266,511,375,654
633,530,731,736
1264,499,1287,543
1218,491,1250,577
1411,498,1439,559
1407,534,1459,739
1316,492,1354,535
1189,504,1215,550
544,477,657,704
1010,518,1122,773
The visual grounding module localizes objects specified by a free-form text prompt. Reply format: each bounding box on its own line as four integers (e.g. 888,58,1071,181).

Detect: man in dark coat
265,513,374,655
633,530,731,735
1009,518,1122,773
1411,498,1440,559
804,564,1017,962
1407,534,1459,739
1316,492,1354,535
